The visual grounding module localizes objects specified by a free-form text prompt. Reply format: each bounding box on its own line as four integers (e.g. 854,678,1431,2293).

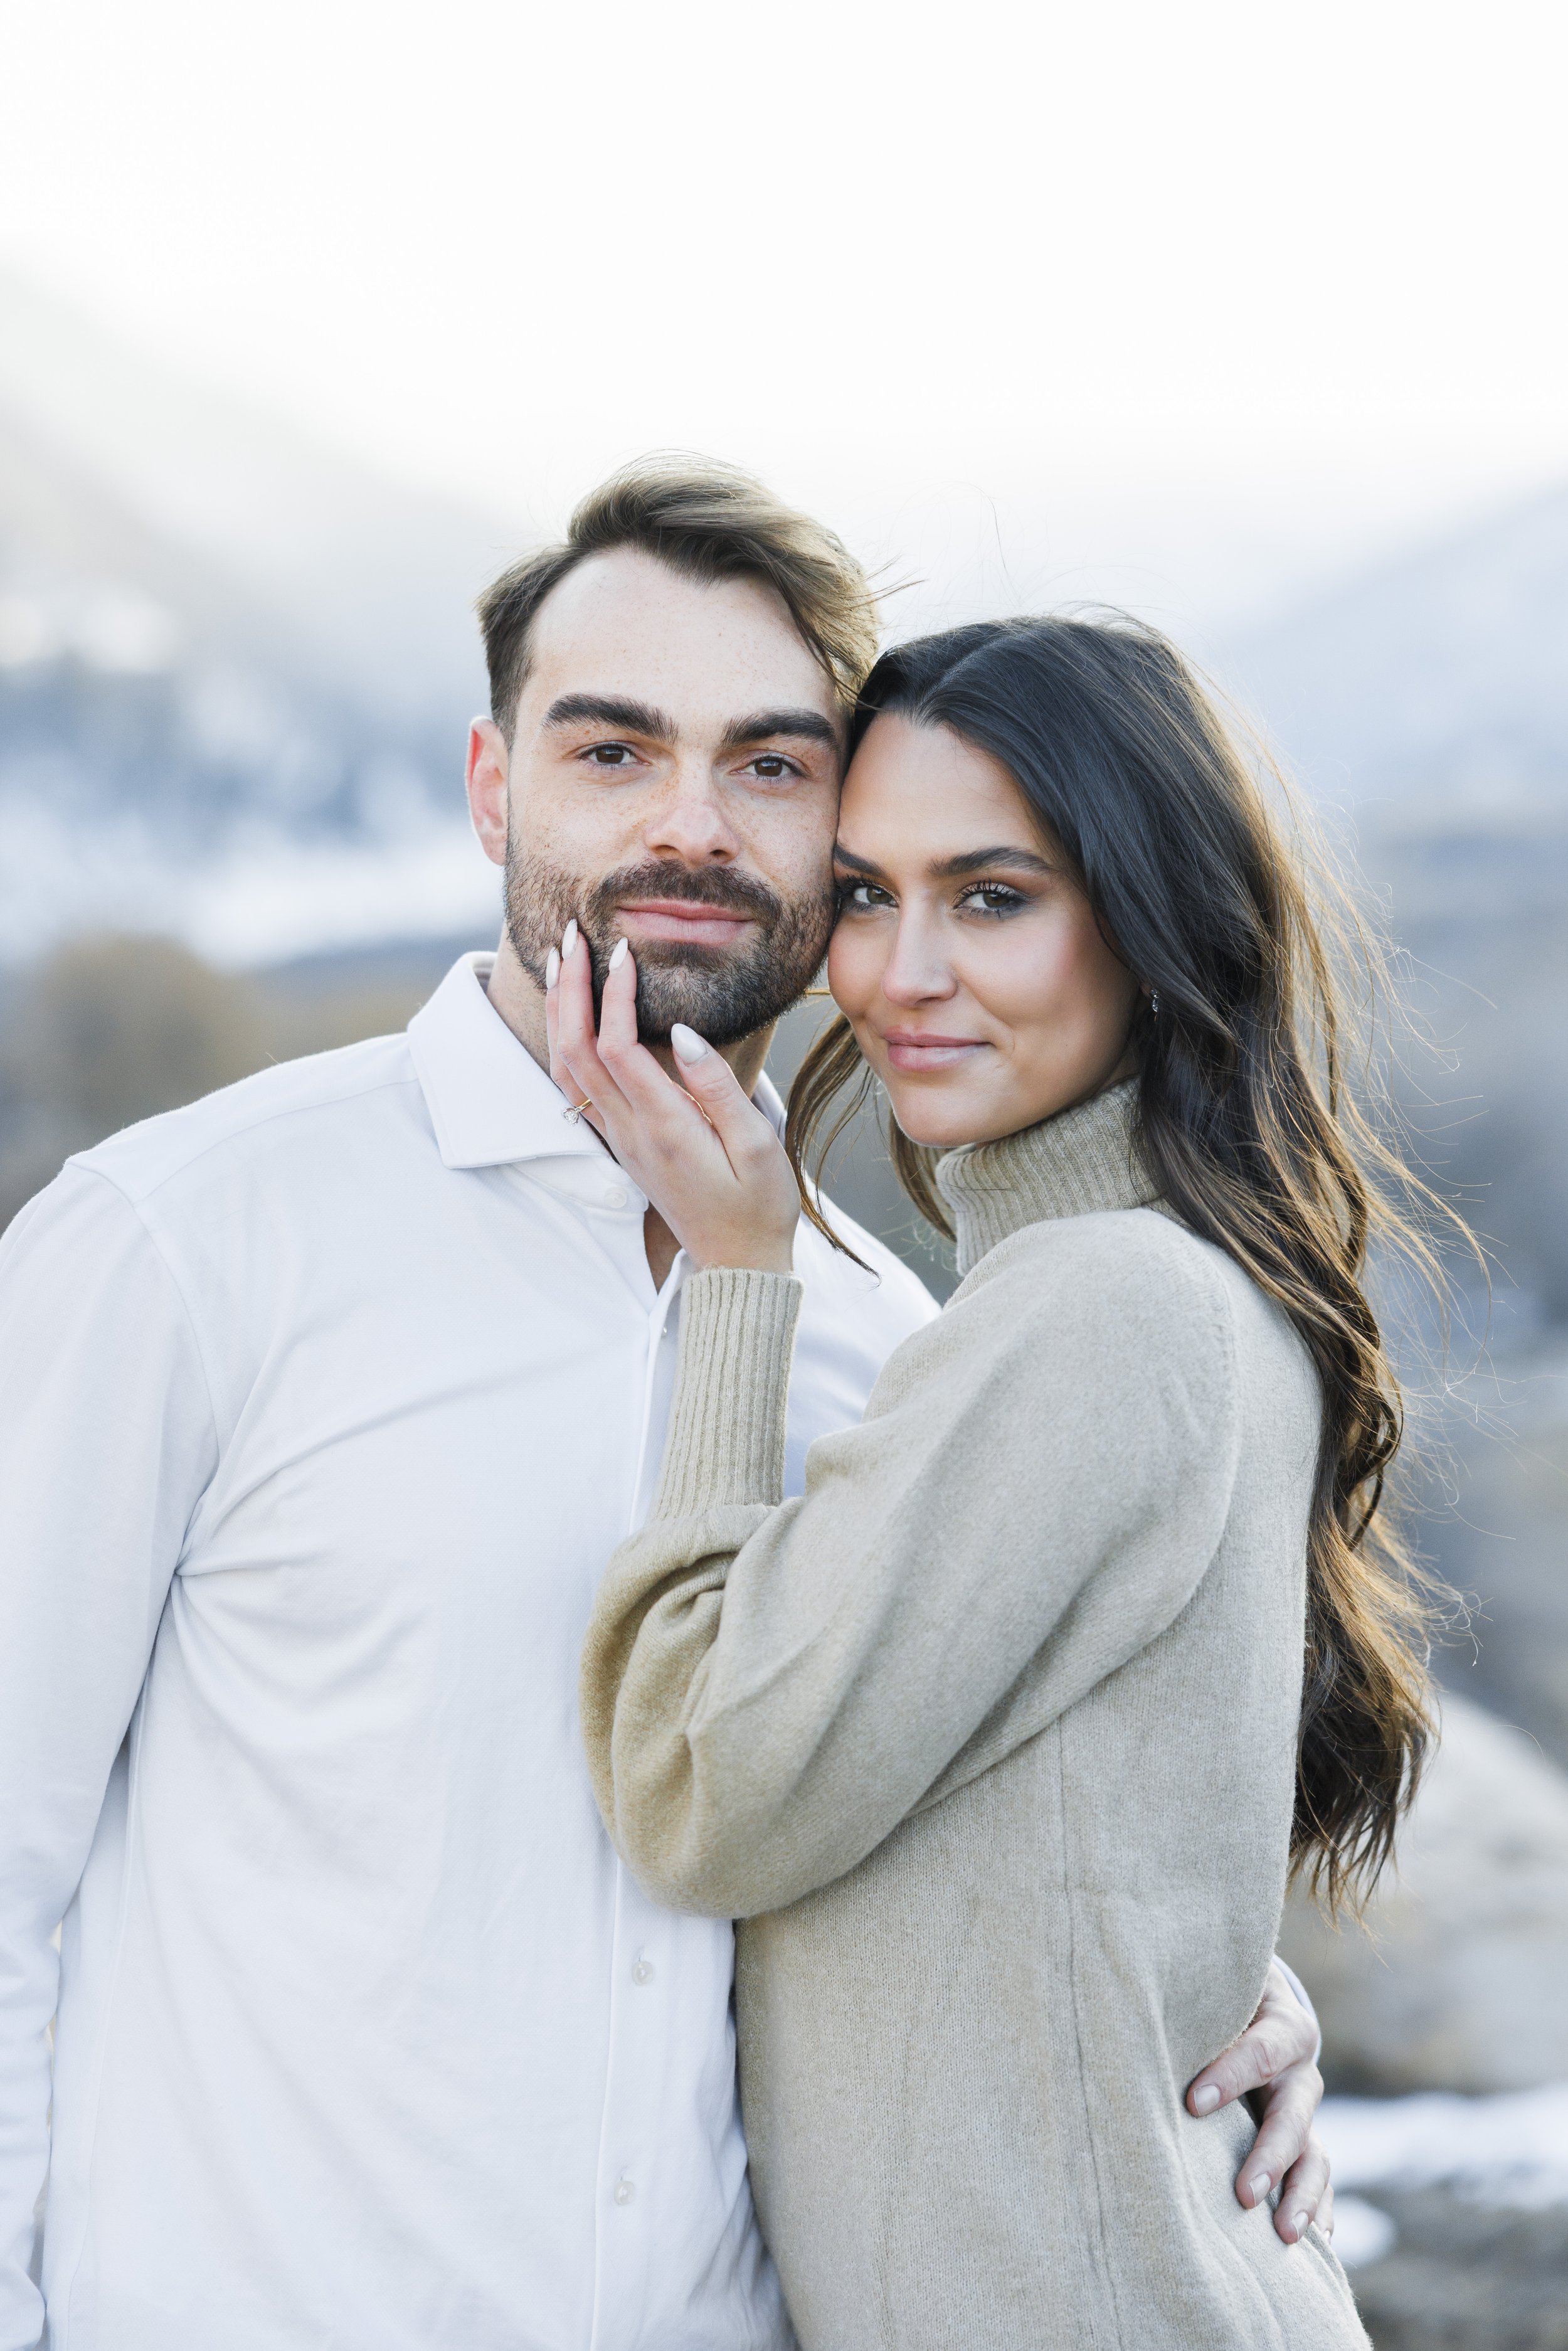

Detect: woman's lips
881,1034,990,1072
616,901,756,948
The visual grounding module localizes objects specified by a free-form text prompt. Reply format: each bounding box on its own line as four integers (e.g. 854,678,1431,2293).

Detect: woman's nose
879,918,957,1006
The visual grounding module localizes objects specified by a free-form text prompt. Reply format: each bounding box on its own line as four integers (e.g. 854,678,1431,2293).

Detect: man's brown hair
475,455,879,739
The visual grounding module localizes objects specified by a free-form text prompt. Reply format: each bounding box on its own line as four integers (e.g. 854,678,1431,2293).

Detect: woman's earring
1149,988,1162,1017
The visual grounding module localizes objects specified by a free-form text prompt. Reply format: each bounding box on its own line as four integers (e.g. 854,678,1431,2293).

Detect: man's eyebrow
718,708,840,754
542,694,677,740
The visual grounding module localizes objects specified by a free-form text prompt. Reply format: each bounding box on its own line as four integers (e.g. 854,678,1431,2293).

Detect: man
0,460,1327,2351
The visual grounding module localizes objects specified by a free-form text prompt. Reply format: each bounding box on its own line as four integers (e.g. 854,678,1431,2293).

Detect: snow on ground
1319,2083,1568,2267
1326,2197,1397,2270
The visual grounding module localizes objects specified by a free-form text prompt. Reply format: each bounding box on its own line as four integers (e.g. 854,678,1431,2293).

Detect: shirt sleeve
581,1226,1243,1921
1270,1956,1323,2061
0,1166,218,2351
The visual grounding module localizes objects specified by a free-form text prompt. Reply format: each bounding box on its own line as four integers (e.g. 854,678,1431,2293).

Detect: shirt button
632,1959,655,1985
603,1186,629,1210
614,2178,636,2205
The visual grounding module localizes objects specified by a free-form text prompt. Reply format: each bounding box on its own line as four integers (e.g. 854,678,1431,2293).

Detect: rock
1280,1690,1568,2093
1345,2187,1568,2350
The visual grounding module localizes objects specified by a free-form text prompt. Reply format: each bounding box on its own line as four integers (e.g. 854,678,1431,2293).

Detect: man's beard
504,841,835,1048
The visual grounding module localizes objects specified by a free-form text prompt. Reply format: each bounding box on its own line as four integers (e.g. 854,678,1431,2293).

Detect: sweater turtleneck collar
935,1078,1161,1277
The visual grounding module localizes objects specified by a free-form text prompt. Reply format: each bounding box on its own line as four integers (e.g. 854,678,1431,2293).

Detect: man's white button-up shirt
0,954,937,2351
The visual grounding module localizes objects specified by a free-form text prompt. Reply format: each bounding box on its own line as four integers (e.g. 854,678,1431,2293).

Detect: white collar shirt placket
411,963,783,2351
507,1158,752,2349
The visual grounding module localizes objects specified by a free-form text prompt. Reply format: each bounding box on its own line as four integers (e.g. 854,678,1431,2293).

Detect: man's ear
467,719,510,869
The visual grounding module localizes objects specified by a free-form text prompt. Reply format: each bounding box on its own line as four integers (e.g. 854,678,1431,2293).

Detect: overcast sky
1,0,1564,634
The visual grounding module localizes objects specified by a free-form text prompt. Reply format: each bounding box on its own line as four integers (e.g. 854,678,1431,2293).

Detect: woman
555,616,1434,2347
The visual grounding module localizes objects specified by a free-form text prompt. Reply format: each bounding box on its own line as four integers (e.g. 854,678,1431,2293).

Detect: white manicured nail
670,1023,710,1064
1291,2210,1309,2240
1249,2172,1271,2204
609,937,629,971
544,947,560,989
562,919,578,957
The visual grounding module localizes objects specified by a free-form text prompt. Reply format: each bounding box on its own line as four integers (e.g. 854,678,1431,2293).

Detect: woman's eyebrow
834,844,1054,880
930,846,1054,878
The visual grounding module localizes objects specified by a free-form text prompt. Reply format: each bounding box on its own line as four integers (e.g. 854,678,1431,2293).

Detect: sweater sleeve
581,1219,1244,1919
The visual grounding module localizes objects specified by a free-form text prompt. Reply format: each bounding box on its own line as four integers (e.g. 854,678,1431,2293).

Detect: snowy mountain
3,265,1564,1046
1222,482,1568,862
1211,483,1568,1323
0,272,504,726
0,274,504,960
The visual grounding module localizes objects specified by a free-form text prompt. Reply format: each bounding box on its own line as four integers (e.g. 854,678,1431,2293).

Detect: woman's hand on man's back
1187,1964,1333,2246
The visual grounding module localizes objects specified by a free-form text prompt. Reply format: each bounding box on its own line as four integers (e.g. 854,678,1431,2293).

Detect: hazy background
2,1,1566,2339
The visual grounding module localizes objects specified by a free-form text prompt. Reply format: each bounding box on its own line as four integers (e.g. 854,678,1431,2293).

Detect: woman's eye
839,879,894,911
960,883,1027,916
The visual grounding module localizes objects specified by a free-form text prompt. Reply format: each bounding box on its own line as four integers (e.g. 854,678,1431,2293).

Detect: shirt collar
406,952,788,1170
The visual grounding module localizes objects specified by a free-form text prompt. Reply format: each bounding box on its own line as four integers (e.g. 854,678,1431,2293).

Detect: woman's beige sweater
580,1082,1368,2351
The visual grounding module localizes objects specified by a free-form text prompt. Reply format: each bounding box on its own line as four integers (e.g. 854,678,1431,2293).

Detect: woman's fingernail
1249,2172,1272,2204
609,937,629,971
562,919,578,957
1291,2210,1310,2241
1191,2084,1221,2115
670,1023,711,1064
544,947,560,990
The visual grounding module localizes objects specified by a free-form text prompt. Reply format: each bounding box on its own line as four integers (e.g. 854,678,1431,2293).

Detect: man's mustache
585,861,787,930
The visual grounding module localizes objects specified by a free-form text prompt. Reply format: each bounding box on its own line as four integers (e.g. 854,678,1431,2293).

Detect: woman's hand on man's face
546,921,800,1276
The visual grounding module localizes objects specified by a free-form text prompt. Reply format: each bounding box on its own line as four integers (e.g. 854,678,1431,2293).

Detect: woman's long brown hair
788,615,1471,1914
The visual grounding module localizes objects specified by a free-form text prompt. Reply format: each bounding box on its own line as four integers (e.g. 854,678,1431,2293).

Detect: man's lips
881,1032,991,1072
615,900,758,948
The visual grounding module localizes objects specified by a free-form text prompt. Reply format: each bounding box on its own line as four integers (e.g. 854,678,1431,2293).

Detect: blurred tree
13,935,268,1138
0,934,428,1231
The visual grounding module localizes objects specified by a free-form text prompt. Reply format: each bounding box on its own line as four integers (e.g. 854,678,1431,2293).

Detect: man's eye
742,754,800,781
584,743,638,768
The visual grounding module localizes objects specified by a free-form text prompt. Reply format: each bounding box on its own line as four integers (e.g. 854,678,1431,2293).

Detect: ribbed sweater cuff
654,1268,803,1520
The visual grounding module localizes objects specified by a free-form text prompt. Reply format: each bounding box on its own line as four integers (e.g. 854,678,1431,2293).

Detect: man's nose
640,758,743,866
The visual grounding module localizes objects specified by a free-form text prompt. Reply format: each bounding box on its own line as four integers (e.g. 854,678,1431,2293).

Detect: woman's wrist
654,1268,803,1519
688,1239,797,1276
